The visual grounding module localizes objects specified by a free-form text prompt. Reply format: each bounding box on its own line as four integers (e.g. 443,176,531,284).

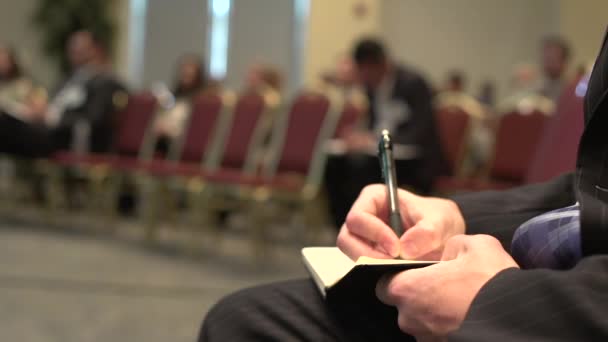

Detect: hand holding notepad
303,131,451,300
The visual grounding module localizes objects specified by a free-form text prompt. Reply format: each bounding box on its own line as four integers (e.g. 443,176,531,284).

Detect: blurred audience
539,35,571,102
244,63,283,93
500,36,571,111
0,30,126,157
325,37,447,228
442,70,467,93
152,54,209,153
0,45,37,118
321,55,358,93
477,80,496,108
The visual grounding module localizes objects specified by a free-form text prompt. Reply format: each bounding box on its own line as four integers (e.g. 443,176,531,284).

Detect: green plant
32,0,116,75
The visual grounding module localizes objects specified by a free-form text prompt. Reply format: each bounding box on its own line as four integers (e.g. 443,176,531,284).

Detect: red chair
485,110,549,184
50,92,158,167
215,91,276,172
525,77,585,183
435,106,472,175
194,90,341,254
43,92,158,213
436,110,549,193
334,94,366,139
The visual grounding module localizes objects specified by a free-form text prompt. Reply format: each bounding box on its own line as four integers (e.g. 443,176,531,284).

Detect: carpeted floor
0,211,332,341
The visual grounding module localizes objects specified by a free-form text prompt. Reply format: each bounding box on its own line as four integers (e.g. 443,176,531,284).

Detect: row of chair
40,86,366,253
434,76,585,193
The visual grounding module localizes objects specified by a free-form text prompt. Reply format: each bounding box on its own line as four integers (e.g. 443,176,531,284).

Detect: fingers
376,270,430,335
440,235,470,261
344,210,400,257
337,227,396,260
375,273,399,306
399,220,443,260
439,234,505,261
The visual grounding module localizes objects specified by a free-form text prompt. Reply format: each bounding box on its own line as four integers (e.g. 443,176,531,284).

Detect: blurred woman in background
153,54,210,153
0,45,40,119
244,63,283,94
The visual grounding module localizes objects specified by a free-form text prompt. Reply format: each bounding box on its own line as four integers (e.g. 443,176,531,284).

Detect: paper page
301,247,354,293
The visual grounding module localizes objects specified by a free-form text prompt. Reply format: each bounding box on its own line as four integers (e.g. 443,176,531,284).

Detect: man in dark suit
199,28,608,342
326,38,447,229
0,30,125,157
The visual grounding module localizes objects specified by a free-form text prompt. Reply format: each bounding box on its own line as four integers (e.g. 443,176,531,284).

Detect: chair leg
187,180,223,254
137,174,162,242
249,189,274,263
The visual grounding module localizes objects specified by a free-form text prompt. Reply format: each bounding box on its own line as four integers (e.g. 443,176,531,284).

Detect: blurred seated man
0,30,126,157
325,38,447,228
539,35,571,102
500,36,571,110
441,70,466,93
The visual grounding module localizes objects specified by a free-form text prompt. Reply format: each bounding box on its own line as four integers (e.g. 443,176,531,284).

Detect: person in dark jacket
325,38,447,229
0,30,126,157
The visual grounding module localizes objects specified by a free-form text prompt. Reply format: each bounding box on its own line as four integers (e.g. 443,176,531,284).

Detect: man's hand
337,184,465,260
376,235,519,340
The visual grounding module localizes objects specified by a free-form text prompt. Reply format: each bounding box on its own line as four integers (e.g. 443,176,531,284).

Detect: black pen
378,130,405,237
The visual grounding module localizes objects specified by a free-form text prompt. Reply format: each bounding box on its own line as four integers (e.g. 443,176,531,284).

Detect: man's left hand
376,234,519,340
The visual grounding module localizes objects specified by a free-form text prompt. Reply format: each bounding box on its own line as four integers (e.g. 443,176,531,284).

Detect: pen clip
378,129,392,180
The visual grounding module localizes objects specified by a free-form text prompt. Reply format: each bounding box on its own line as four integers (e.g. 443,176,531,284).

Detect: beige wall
559,0,608,69
303,0,381,85
226,0,296,92
0,0,57,87
141,0,209,88
381,0,559,98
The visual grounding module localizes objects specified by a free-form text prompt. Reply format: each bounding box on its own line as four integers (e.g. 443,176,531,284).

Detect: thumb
440,235,470,261
399,220,443,260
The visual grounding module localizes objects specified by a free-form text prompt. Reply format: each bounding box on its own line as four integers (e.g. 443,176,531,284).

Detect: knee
198,287,264,342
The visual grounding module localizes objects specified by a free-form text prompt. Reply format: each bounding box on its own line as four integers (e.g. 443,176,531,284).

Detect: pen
378,129,405,237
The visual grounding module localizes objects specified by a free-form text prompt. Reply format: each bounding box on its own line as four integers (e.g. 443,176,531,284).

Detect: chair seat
50,151,118,167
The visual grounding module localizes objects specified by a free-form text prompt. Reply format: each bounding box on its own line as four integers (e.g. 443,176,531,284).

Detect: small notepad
302,247,437,299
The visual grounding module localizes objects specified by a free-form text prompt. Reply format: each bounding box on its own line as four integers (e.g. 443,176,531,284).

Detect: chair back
215,90,278,173
335,92,367,139
489,110,549,182
435,105,472,175
435,92,488,176
174,92,228,165
264,90,341,191
113,92,158,157
525,77,585,183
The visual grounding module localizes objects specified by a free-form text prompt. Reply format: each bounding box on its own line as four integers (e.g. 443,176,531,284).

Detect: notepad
302,247,437,301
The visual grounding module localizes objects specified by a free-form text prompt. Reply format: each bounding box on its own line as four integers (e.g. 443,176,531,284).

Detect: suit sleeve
450,255,608,341
392,75,435,147
450,173,576,249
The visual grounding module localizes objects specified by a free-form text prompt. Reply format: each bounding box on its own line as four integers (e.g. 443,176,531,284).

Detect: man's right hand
336,184,466,261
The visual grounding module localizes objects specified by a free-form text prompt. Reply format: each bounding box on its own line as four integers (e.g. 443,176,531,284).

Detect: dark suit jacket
368,66,448,188
448,29,608,341
53,70,126,153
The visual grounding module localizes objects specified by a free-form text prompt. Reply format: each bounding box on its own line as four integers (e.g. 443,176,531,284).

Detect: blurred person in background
244,63,283,94
321,54,358,94
152,54,209,153
0,30,126,157
325,38,447,229
539,35,571,102
442,70,466,93
500,36,571,110
0,45,38,119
